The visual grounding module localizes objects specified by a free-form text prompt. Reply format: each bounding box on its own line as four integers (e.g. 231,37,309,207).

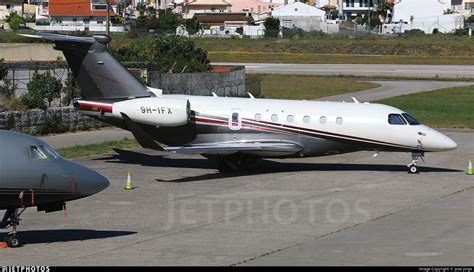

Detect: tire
409,165,418,174
6,236,20,248
218,160,232,174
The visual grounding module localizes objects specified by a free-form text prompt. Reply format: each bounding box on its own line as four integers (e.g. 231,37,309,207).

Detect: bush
36,113,70,136
0,58,7,81
21,71,62,110
0,79,16,99
264,17,280,38
454,28,469,36
6,11,25,31
282,27,305,39
468,15,474,23
404,29,425,35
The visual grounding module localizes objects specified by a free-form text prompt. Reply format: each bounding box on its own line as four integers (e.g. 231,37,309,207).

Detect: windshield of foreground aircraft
388,114,407,125
30,145,61,160
402,113,421,125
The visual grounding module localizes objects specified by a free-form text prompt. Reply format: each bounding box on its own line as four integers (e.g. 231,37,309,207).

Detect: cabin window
320,116,327,124
402,113,421,125
255,113,262,121
287,115,294,123
303,116,310,123
271,114,278,122
336,117,343,125
388,114,407,125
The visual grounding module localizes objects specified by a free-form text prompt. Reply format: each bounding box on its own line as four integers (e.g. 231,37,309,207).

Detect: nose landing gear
1,208,25,248
407,152,425,174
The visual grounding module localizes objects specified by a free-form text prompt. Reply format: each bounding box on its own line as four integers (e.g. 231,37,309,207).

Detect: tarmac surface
1,130,473,266
214,62,474,79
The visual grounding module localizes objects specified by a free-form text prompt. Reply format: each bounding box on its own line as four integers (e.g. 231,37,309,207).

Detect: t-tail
20,33,151,101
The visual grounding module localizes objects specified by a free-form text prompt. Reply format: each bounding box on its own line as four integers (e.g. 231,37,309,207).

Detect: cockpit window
402,113,421,125
388,114,407,125
30,145,61,160
30,146,48,160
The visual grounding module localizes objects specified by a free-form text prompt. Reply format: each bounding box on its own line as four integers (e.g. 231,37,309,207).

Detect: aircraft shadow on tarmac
98,149,462,183
0,229,136,245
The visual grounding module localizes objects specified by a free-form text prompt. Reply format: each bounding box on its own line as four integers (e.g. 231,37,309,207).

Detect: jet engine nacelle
112,97,191,127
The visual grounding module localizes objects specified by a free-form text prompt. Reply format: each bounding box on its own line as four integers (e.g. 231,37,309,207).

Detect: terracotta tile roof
49,0,116,16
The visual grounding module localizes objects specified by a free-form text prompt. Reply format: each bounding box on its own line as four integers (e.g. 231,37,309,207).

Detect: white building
271,2,338,33
0,0,23,21
383,0,465,34
177,0,232,19
34,0,125,33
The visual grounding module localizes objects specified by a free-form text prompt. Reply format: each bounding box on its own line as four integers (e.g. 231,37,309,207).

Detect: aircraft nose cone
444,136,458,151
71,163,110,196
83,170,110,195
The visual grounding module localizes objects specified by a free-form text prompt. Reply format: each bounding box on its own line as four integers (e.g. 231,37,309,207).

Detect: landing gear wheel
409,165,418,174
218,160,232,174
6,236,20,248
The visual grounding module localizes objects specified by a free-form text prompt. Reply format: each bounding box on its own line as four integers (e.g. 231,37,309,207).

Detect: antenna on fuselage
352,97,360,103
247,92,255,99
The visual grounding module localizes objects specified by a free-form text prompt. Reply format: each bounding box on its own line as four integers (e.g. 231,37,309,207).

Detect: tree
22,71,62,110
62,72,81,106
6,11,25,31
185,17,201,35
111,36,210,73
158,9,182,34
264,17,280,38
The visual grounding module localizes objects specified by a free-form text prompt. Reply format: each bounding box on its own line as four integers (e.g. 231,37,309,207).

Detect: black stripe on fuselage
0,189,85,210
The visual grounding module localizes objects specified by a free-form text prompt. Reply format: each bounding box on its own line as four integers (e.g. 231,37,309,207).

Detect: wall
0,44,65,62
0,107,109,134
149,66,247,96
277,16,339,33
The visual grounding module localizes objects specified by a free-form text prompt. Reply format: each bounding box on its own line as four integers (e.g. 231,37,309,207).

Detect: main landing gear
407,152,425,174
1,208,25,248
216,155,258,174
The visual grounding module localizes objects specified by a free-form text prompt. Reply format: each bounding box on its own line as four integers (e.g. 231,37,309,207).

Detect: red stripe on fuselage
78,101,113,113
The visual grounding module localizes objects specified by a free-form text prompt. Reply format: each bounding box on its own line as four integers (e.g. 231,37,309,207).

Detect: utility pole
106,0,111,37
368,0,371,32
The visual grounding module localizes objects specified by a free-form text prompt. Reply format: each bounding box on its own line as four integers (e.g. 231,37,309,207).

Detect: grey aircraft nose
70,162,110,196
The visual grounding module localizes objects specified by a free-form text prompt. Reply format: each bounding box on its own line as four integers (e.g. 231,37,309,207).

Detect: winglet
352,97,360,104
247,92,255,99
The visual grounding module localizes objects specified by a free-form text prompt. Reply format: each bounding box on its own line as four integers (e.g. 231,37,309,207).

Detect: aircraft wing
164,141,303,156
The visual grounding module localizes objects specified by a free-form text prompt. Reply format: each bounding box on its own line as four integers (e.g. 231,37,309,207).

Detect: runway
1,130,473,265
214,62,474,79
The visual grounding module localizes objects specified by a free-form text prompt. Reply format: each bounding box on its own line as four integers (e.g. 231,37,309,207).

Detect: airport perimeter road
214,62,474,79
319,80,473,102
40,128,133,149
1,130,473,265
